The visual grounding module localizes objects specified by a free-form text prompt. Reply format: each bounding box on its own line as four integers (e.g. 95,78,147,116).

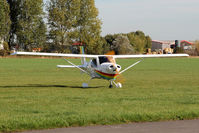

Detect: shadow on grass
0,84,104,89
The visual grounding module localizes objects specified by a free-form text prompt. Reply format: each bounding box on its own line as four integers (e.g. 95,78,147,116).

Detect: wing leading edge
11,52,98,58
113,54,189,58
11,52,189,58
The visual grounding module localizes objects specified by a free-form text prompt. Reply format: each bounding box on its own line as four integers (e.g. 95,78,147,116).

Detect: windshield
99,56,110,64
99,56,114,64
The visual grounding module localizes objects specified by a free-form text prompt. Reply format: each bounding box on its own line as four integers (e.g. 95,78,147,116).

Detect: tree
145,35,152,49
112,35,134,55
7,0,20,48
16,0,46,51
104,34,118,47
47,0,102,54
100,37,110,54
47,0,81,52
33,19,47,49
7,0,46,51
127,31,152,53
0,0,11,42
103,31,152,54
73,0,102,54
194,40,199,56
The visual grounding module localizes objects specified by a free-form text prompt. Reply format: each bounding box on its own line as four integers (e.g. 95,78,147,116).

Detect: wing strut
119,58,144,74
63,58,89,75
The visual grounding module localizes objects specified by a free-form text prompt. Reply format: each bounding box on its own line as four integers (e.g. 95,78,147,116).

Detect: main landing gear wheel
82,83,88,88
112,81,122,88
109,84,113,88
82,78,92,88
109,80,113,88
116,83,122,88
109,81,122,88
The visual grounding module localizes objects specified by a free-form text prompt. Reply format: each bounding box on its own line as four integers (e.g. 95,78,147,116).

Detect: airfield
0,57,199,132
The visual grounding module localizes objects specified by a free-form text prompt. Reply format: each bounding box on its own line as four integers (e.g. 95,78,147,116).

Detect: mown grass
0,57,199,132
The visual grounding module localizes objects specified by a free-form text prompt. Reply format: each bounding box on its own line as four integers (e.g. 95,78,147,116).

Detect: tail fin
80,46,85,54
80,46,86,65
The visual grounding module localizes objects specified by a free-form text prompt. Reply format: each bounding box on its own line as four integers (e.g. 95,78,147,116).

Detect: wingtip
183,54,189,57
10,52,17,55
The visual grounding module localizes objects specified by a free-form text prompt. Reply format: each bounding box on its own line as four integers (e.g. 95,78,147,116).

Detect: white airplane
11,51,189,88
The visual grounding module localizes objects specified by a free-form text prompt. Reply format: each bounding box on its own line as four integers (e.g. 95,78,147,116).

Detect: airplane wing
11,52,98,58
112,54,189,58
11,52,189,58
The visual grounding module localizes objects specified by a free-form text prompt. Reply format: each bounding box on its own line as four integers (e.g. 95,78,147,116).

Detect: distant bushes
194,40,199,56
0,42,10,56
104,31,152,55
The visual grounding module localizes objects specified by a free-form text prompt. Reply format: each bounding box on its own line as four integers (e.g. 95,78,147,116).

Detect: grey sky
44,0,199,40
95,0,199,40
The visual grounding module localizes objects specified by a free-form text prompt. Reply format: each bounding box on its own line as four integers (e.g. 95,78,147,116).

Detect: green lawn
0,57,199,132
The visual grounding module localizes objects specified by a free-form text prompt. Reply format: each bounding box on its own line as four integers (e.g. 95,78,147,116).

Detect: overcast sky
95,0,199,40
44,0,199,40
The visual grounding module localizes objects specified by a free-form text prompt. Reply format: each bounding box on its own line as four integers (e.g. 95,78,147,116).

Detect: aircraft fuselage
84,56,121,80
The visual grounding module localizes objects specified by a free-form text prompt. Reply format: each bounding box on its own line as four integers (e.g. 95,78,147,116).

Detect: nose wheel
109,81,122,88
116,82,122,88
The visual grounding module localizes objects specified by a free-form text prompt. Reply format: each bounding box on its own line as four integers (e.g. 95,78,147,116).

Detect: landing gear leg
109,80,113,88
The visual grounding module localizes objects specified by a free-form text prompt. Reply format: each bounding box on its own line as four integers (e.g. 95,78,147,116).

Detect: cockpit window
91,59,97,67
99,56,111,64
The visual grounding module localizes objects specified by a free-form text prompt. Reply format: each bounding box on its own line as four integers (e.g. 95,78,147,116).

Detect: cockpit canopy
99,56,115,64
91,56,116,68
99,56,110,64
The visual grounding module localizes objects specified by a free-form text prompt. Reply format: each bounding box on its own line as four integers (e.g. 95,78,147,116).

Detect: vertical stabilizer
80,46,86,65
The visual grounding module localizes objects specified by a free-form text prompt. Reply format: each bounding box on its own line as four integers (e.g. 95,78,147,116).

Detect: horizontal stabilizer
57,65,76,68
57,65,84,68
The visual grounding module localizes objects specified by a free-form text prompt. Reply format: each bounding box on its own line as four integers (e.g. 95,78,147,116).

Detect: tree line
0,0,152,55
103,31,152,54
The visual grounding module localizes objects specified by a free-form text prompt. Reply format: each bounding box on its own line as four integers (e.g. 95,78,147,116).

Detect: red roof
180,40,193,45
72,42,85,46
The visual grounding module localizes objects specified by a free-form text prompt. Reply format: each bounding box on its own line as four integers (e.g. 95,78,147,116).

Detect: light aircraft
11,51,189,88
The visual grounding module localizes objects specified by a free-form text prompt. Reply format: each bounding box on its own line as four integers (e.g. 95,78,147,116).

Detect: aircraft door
91,58,98,68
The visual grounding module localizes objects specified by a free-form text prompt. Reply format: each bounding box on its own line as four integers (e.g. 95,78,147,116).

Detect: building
151,40,173,53
180,40,194,50
152,40,195,54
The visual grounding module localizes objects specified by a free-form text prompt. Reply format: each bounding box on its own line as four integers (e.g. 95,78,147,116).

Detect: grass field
0,57,199,132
